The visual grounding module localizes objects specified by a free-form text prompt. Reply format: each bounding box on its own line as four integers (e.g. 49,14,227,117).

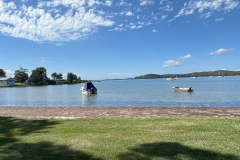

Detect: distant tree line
135,70,240,79
0,67,86,85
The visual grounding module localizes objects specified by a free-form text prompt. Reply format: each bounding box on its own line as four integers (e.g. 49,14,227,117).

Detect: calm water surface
0,76,240,107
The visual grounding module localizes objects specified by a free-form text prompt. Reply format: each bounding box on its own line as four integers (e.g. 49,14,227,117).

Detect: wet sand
0,106,240,119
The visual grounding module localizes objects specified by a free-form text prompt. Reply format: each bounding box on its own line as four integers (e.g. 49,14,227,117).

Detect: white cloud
209,48,234,55
5,69,14,77
109,27,126,31
0,0,114,43
105,0,112,6
116,0,131,6
160,0,167,5
159,2,173,12
136,26,142,29
153,17,158,20
165,4,173,11
172,0,239,21
139,0,155,6
178,54,192,60
114,11,125,16
163,54,193,67
215,18,224,21
130,25,136,29
152,29,158,32
126,11,133,16
163,60,182,67
161,15,167,20
200,12,212,19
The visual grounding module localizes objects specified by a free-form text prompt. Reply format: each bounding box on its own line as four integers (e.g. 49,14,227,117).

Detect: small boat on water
167,78,176,81
172,86,194,92
80,82,97,94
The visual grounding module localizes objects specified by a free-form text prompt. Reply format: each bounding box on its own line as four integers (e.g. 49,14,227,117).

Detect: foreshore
0,106,240,119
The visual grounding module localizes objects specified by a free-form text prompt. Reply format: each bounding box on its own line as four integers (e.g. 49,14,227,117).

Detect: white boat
218,71,224,77
80,82,97,94
167,78,176,81
172,87,194,92
191,73,197,78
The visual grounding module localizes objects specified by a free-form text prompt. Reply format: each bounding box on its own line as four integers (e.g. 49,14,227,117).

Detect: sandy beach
0,106,240,119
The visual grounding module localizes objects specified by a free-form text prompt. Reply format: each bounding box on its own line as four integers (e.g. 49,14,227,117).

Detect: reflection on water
0,76,240,107
81,94,97,105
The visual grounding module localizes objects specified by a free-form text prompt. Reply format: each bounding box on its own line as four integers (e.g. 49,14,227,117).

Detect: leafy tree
67,72,77,83
29,67,48,85
51,72,63,80
51,72,57,79
0,68,6,77
77,76,81,83
14,67,28,83
56,73,63,79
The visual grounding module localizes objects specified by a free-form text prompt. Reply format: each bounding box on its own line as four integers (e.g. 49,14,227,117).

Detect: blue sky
0,0,239,80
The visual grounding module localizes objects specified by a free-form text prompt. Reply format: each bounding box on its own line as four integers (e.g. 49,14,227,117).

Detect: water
0,76,239,107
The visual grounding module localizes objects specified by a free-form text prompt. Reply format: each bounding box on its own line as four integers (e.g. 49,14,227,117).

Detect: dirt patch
0,106,240,119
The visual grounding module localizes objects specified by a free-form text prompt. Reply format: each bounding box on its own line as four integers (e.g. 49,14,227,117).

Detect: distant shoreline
0,106,240,119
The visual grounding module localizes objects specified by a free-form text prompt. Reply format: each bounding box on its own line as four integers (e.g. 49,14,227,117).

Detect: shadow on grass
1,141,101,160
0,117,101,160
118,142,240,160
0,117,59,146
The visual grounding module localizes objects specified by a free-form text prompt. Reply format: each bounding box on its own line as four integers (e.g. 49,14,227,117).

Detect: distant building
0,77,16,86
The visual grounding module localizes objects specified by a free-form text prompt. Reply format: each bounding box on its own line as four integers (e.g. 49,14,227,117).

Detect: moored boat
167,78,176,81
172,86,193,92
80,82,97,94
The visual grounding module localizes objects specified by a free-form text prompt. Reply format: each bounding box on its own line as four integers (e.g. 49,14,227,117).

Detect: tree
67,72,77,83
14,67,28,83
51,72,57,79
0,68,6,77
56,73,63,79
51,72,63,80
77,76,81,83
29,67,48,85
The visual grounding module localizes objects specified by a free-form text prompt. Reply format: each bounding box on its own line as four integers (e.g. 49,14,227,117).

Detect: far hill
135,70,240,79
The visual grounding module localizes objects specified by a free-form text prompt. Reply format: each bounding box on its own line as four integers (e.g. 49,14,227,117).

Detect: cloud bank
0,0,114,43
0,0,239,43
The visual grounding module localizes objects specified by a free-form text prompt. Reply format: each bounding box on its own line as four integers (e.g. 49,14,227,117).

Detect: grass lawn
15,83,28,86
0,117,239,160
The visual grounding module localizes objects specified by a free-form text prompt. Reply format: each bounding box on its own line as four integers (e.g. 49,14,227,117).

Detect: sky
0,0,239,80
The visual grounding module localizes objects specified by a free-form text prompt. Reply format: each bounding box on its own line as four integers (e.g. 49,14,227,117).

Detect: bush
45,80,56,85
63,81,71,84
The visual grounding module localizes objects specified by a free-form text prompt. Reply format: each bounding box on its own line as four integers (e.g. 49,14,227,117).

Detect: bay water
0,76,239,107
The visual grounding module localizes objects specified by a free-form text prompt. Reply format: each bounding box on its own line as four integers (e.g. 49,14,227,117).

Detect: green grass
15,83,28,86
0,117,240,160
